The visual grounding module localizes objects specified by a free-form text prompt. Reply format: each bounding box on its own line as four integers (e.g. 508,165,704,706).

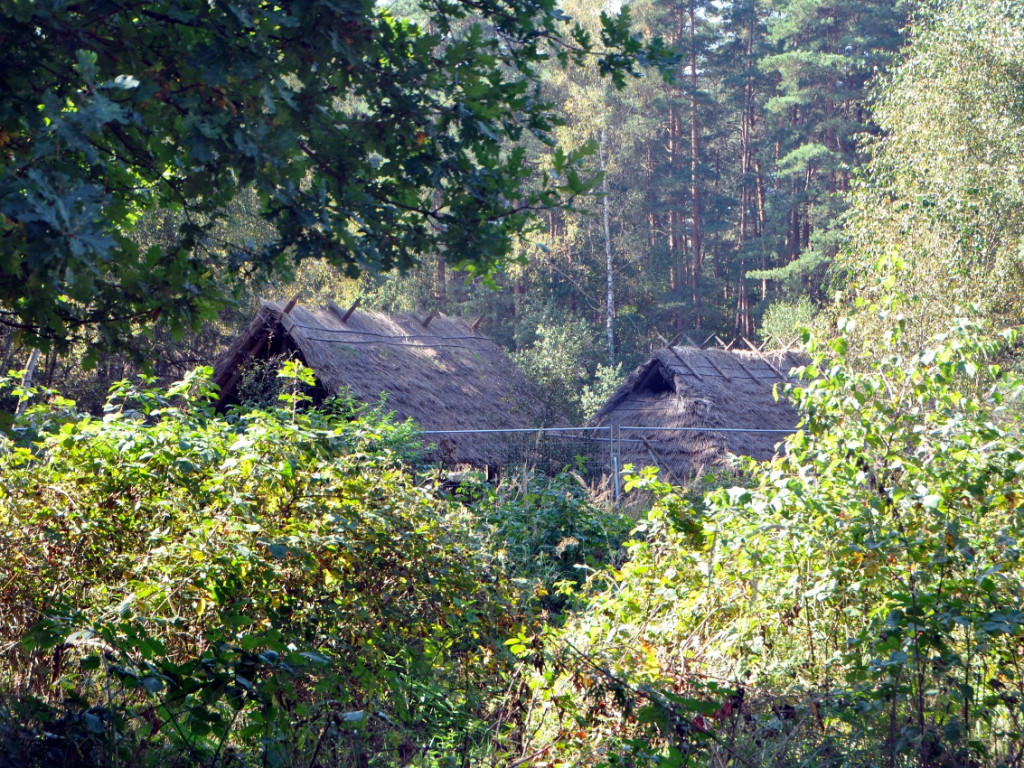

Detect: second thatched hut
588,344,806,482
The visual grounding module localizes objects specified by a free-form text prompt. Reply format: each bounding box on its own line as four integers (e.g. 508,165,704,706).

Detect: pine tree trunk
737,89,753,337
689,0,703,330
512,278,524,319
668,105,682,291
755,158,766,236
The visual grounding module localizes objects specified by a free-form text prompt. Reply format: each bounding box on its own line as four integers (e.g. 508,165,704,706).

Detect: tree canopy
0,0,666,360
837,0,1024,352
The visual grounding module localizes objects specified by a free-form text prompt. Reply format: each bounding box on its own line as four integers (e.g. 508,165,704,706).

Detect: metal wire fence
419,425,796,501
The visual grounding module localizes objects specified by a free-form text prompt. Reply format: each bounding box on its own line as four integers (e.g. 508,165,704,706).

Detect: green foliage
758,295,818,348
0,369,527,765
580,362,625,422
459,469,634,610
838,0,1024,350
353,0,908,374
0,0,669,358
519,320,1024,766
513,319,600,423
234,353,296,408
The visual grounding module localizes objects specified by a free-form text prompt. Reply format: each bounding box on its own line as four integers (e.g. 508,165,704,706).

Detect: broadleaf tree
0,0,670,363
838,0,1024,354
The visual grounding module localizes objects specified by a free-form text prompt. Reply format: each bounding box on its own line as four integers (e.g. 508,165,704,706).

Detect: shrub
519,321,1024,767
0,367,527,766
513,320,600,424
457,469,634,612
759,295,817,348
580,363,625,423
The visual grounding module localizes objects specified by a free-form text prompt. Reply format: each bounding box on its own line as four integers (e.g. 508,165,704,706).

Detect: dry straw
587,344,807,480
213,299,558,467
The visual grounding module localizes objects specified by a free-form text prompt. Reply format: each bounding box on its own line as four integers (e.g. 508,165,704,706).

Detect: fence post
611,424,621,504
608,425,613,484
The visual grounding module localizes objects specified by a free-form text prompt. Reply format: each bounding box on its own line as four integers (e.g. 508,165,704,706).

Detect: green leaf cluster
0,0,668,358
838,0,1024,350
459,467,634,611
0,369,528,764
523,320,1024,766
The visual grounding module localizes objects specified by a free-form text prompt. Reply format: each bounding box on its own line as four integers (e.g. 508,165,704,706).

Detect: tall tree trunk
739,72,751,247
802,164,814,250
736,9,754,340
737,84,754,337
600,128,615,365
755,158,768,294
646,144,656,248
790,199,801,259
688,0,703,330
754,158,766,235
735,275,753,338
436,252,447,311
666,2,686,314
16,348,40,416
667,105,682,292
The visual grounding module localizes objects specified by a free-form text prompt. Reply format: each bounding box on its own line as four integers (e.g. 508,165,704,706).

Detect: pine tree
756,0,909,290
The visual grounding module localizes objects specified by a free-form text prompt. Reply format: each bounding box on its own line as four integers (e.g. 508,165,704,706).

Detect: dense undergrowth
0,365,628,767
3,321,1024,767
519,321,1024,767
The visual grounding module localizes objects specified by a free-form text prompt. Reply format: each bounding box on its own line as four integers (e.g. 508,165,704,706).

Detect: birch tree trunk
16,347,40,416
600,127,615,365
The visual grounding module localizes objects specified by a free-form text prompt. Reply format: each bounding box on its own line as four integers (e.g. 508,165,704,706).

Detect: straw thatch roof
587,344,807,482
212,299,558,467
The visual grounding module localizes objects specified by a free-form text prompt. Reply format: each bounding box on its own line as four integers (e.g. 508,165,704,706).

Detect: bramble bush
455,468,634,612
515,320,1024,767
0,366,530,766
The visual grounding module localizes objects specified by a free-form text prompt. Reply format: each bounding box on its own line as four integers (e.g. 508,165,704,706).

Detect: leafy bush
518,321,1024,767
0,367,528,766
580,363,625,422
759,295,817,348
457,469,634,611
513,320,600,424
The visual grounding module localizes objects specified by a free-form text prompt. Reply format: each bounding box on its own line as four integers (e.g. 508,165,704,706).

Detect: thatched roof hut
588,344,806,482
212,299,556,467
